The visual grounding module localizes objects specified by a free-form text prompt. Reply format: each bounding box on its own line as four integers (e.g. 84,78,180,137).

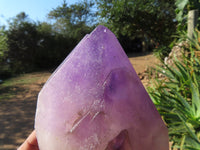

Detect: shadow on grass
0,85,39,150
0,86,27,100
0,71,51,150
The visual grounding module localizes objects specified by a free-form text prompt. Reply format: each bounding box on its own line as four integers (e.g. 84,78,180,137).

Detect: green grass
0,89,18,100
1,74,40,86
0,74,41,101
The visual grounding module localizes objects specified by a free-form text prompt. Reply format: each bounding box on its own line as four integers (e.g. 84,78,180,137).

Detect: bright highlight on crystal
35,25,169,150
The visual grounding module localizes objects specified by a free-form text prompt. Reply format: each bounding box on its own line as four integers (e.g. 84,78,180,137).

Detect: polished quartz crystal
35,25,169,150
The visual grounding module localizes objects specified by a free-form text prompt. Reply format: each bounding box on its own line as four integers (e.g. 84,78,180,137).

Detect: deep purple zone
103,68,135,104
105,130,132,150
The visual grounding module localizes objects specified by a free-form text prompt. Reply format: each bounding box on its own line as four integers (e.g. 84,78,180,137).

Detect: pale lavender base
35,25,168,150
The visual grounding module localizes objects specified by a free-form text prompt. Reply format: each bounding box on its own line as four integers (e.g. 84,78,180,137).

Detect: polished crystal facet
35,25,169,150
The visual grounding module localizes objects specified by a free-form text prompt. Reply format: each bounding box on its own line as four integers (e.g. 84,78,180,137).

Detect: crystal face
35,25,169,150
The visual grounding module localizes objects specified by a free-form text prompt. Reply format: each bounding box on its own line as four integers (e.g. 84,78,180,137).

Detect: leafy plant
153,44,174,61
0,27,8,61
175,0,200,33
178,29,200,52
0,27,10,78
148,37,200,149
175,0,200,22
96,0,177,52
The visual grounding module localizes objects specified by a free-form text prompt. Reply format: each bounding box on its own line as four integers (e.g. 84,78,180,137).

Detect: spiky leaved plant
148,33,200,149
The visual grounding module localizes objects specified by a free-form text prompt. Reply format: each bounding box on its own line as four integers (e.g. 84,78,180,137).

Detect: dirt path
129,53,160,73
0,53,159,150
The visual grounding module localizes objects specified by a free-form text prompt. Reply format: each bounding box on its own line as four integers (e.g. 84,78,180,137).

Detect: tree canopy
48,0,95,40
96,0,177,49
1,0,200,77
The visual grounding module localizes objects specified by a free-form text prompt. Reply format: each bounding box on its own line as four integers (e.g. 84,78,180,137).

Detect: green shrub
153,45,172,61
148,37,200,149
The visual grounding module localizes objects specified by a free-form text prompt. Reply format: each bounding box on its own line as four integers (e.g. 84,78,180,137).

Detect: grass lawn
0,74,41,100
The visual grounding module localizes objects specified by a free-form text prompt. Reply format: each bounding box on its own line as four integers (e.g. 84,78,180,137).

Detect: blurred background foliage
96,0,177,53
1,0,200,77
0,0,96,78
0,0,180,77
1,0,199,77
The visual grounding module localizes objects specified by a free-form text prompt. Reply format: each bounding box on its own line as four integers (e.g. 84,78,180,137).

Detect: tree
96,0,177,52
7,12,38,73
0,27,8,63
48,0,96,41
0,26,9,78
35,21,75,68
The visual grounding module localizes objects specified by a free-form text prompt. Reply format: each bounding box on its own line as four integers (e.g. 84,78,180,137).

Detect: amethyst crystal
35,25,168,150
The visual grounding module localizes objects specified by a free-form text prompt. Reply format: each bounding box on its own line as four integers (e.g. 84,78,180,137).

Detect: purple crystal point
35,25,169,150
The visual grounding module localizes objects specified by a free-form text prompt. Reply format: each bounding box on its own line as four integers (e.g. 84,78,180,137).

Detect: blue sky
0,0,80,26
